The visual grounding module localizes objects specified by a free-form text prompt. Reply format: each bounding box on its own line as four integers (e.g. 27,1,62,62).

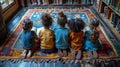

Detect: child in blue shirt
83,18,100,59
54,12,69,57
20,19,37,58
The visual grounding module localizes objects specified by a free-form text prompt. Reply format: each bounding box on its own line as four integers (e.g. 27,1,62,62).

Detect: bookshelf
98,0,120,37
19,0,96,7
102,0,120,16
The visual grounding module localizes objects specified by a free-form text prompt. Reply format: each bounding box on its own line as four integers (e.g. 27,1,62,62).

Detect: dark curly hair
68,18,85,32
41,13,52,28
89,18,99,30
58,12,67,27
89,18,100,43
22,18,33,30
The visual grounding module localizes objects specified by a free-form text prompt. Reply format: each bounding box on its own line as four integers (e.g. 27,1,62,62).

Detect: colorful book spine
31,0,34,4
37,0,41,5
107,8,112,19
114,15,120,27
27,0,32,6
110,12,114,22
68,0,72,4
42,0,47,4
116,19,120,31
104,6,108,16
73,0,79,4
34,0,37,4
111,13,115,24
60,0,62,4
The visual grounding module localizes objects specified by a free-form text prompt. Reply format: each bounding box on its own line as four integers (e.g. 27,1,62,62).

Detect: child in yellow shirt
39,13,56,54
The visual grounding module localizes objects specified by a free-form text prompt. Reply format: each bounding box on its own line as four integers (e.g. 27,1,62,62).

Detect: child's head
22,18,33,30
89,18,99,30
89,18,100,43
41,13,52,28
68,18,85,32
58,12,67,27
89,29,99,43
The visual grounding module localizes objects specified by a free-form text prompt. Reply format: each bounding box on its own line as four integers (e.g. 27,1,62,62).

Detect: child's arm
68,33,71,48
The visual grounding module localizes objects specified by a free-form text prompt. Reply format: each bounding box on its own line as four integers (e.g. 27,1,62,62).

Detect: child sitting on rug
54,12,69,57
20,18,37,58
83,18,100,59
39,13,56,54
68,18,85,60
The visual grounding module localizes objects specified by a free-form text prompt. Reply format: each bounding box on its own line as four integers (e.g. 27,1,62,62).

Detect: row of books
103,0,120,12
25,0,96,5
104,6,120,32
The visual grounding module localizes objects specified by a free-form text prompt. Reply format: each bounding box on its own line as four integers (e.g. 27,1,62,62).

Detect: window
0,0,14,9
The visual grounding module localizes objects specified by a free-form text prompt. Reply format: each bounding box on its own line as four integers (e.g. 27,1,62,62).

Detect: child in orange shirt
68,18,85,60
39,13,56,54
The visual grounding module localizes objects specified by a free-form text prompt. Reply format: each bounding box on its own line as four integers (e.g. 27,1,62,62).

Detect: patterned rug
0,8,117,59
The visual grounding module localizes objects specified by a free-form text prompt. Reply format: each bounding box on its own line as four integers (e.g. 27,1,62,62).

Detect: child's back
21,30,36,49
39,13,55,53
39,29,54,50
54,26,69,49
69,31,84,51
68,18,85,60
20,18,37,58
54,12,69,57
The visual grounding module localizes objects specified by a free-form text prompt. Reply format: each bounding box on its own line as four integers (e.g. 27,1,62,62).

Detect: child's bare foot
21,50,27,57
93,51,98,59
76,50,81,60
27,50,32,58
58,49,63,57
71,50,76,60
63,50,68,56
87,51,92,59
21,50,28,59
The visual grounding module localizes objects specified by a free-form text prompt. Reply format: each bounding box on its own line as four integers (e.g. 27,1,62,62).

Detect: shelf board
102,0,120,16
99,13,120,40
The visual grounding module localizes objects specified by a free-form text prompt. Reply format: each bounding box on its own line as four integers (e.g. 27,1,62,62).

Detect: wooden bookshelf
98,0,120,40
100,14,120,40
102,0,120,16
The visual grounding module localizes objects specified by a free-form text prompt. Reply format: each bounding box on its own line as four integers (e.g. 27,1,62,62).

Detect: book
68,0,72,4
114,15,120,27
110,12,114,22
37,0,41,5
111,12,116,24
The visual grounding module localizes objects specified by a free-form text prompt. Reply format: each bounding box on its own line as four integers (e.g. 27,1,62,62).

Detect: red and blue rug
0,8,117,59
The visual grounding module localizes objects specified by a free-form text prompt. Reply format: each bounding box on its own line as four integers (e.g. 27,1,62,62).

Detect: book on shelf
104,6,108,16
103,0,120,9
81,0,93,4
114,15,120,27
116,19,120,32
110,12,114,22
68,0,72,4
103,5,119,27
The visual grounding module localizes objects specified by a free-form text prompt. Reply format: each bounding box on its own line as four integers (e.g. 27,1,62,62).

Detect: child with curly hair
20,18,37,58
54,12,69,57
39,13,56,54
83,18,100,59
68,18,85,60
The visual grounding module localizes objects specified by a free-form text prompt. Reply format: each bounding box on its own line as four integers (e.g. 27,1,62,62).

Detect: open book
31,27,44,37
